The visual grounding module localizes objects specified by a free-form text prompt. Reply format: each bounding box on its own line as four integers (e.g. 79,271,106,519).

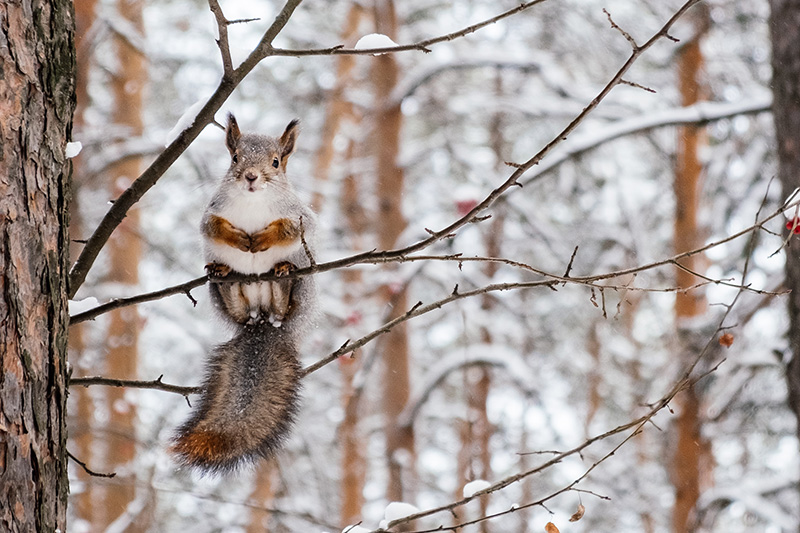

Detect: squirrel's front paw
205,262,232,277
272,261,296,277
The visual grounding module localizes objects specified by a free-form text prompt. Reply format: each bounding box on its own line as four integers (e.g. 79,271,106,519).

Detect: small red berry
787,218,800,234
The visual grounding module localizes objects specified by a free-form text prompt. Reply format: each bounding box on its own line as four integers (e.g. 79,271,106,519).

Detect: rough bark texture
770,0,800,466
0,1,76,531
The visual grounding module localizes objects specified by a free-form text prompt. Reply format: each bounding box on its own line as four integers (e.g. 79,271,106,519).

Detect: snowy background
66,0,796,531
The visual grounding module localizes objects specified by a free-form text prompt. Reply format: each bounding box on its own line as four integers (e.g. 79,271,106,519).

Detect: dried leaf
545,522,560,533
719,333,734,348
569,503,585,522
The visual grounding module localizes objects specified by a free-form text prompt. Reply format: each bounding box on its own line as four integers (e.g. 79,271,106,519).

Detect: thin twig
563,246,579,278
620,78,656,93
299,216,316,268
69,276,207,324
68,451,117,478
270,0,550,57
603,8,639,50
208,0,234,76
67,0,304,298
71,198,792,326
69,374,200,396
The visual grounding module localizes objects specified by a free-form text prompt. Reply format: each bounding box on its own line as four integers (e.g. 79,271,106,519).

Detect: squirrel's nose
244,171,258,183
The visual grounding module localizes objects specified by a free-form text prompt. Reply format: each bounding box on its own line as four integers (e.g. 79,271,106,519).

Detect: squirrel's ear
279,119,300,165
226,113,241,156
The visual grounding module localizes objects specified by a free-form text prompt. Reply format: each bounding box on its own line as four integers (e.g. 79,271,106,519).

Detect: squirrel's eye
272,158,279,168
232,153,238,164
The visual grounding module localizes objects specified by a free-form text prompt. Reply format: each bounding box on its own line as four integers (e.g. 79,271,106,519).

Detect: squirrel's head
224,113,299,194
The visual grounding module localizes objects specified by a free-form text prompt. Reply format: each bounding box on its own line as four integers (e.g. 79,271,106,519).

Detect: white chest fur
205,187,302,274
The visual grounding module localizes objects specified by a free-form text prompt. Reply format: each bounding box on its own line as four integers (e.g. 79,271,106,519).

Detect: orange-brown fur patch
204,214,251,251
172,429,235,463
250,218,299,253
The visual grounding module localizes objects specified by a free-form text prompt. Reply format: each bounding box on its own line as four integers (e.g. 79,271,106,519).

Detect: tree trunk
670,7,712,531
246,460,276,533
91,0,147,528
306,3,368,524
0,1,76,531
372,0,415,505
770,1,800,517
69,0,98,524
454,79,506,529
339,122,368,526
311,2,364,213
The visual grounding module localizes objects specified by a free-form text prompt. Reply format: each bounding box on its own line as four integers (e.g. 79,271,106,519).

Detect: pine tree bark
0,1,76,531
770,0,800,497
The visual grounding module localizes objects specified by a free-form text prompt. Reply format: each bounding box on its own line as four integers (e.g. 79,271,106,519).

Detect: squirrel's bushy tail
172,321,301,473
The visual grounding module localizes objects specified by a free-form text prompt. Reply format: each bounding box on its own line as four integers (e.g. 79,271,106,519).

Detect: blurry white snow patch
355,33,398,55
462,479,491,498
341,526,371,533
65,141,82,158
166,98,206,146
69,297,99,317
384,501,419,522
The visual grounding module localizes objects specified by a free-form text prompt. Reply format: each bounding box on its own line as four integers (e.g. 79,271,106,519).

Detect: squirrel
171,113,316,473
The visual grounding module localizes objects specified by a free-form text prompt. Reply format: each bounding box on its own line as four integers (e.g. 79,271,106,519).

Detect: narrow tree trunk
0,1,76,531
340,137,368,525
304,3,369,524
458,86,507,528
69,0,98,524
372,0,415,505
671,7,712,532
97,0,146,527
311,2,364,213
246,460,276,533
769,3,800,524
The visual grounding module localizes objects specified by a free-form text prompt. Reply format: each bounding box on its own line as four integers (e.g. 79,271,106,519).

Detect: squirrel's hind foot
206,262,232,277
272,261,296,277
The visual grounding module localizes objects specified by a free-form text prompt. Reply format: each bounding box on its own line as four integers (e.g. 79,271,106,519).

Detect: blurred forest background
64,0,797,531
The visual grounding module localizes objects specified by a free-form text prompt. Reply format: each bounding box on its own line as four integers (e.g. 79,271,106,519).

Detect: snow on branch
270,0,550,57
65,0,552,299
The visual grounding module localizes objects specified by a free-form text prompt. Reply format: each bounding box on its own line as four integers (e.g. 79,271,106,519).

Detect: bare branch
603,8,639,50
384,311,735,532
69,275,207,324
72,197,791,326
67,0,304,298
69,374,200,397
67,451,116,478
620,78,656,93
208,0,234,76
270,0,550,57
